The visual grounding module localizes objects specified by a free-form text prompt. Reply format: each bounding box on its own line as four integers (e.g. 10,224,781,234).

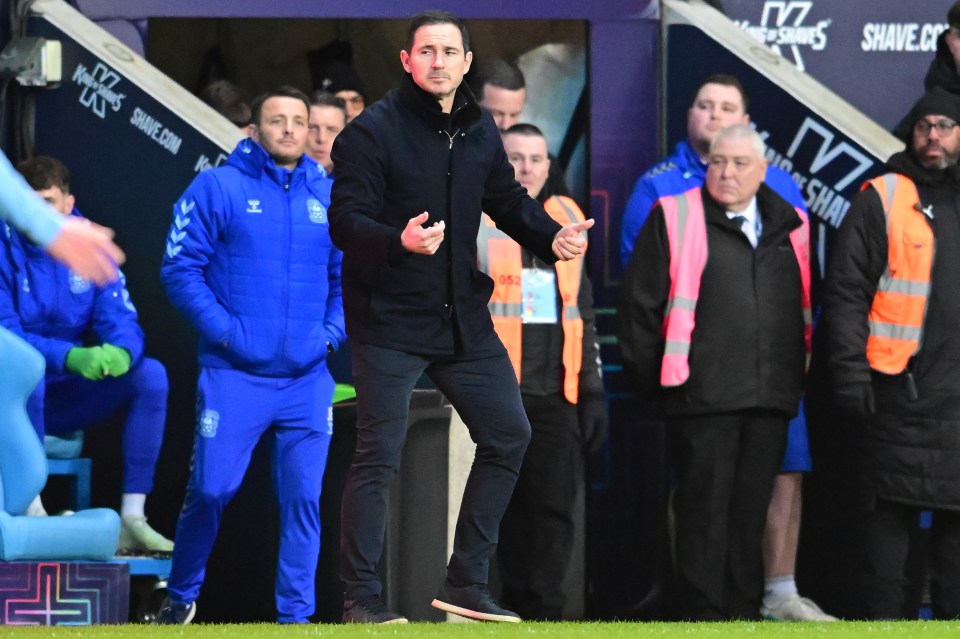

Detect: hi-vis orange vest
477,195,585,403
659,187,812,387
863,173,933,374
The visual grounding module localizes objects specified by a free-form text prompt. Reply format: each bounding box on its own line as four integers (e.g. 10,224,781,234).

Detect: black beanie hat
893,87,960,142
905,87,960,130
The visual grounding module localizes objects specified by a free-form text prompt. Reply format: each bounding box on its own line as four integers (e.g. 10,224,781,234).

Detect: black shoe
343,597,408,624
156,600,196,625
431,582,521,622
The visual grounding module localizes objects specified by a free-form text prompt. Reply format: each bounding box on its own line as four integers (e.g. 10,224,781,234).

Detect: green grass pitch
2,621,960,639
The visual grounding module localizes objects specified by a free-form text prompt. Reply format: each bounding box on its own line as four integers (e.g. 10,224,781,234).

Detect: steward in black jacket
825,151,960,509
618,182,807,418
822,87,960,620
617,124,810,621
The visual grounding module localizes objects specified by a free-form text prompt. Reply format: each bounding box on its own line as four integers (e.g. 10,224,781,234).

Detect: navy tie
731,215,757,248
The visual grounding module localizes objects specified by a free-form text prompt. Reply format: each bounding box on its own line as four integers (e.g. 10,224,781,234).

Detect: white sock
764,575,798,604
26,495,47,517
120,493,146,519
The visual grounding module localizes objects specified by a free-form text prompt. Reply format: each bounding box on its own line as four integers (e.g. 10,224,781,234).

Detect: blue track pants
167,365,334,623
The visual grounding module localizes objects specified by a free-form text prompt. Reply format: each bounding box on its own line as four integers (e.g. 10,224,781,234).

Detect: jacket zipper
280,173,292,357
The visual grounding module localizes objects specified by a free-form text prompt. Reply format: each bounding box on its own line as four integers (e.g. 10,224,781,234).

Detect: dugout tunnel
0,0,923,623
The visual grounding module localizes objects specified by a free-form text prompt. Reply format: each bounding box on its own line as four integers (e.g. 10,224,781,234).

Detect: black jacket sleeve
328,117,406,266
616,203,671,400
822,186,888,386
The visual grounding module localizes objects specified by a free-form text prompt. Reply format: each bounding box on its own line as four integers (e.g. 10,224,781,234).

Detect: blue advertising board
723,0,948,130
663,1,903,271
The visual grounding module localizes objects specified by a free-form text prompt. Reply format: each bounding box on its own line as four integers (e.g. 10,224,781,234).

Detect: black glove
834,382,875,419
577,392,609,457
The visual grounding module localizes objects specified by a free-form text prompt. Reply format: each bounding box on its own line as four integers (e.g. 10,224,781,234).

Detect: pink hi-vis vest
659,187,813,387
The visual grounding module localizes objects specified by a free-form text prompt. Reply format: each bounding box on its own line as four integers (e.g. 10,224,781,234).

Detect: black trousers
667,410,788,620
340,333,531,601
497,392,581,620
859,500,960,619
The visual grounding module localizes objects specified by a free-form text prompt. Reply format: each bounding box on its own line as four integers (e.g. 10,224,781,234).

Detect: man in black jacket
329,10,593,625
618,124,811,620
823,88,960,619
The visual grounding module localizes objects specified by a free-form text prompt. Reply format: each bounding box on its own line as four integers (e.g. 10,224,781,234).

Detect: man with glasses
823,88,960,619
618,125,812,620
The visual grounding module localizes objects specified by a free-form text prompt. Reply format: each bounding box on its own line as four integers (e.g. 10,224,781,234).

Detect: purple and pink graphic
0,562,128,625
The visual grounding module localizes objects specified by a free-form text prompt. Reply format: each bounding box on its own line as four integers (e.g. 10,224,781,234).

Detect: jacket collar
676,140,708,181
397,73,482,132
227,137,316,190
886,149,960,188
701,183,802,236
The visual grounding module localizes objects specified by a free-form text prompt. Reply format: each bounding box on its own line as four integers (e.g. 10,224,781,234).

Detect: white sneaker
761,595,837,621
26,497,47,517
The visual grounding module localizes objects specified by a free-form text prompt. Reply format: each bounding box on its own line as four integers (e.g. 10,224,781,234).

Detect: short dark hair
199,80,252,127
310,90,347,111
468,58,524,100
309,90,348,127
502,123,553,203
502,122,544,139
404,10,470,54
17,156,70,193
250,86,311,128
692,73,750,113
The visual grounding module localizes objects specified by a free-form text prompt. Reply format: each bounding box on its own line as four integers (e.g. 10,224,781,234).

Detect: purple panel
0,562,129,625
589,19,660,305
73,0,658,20
722,0,946,130
94,20,145,56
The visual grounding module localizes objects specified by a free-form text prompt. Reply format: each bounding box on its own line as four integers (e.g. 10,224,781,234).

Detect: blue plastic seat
45,429,92,511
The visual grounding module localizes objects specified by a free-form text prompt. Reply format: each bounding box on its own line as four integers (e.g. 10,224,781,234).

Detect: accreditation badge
521,268,558,324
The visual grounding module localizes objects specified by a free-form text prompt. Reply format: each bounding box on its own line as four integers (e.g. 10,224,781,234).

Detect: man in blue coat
619,74,832,621
159,86,345,625
0,155,171,551
620,74,806,269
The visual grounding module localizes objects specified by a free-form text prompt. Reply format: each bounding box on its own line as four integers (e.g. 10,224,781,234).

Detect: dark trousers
859,500,960,619
667,410,788,620
28,358,168,494
340,333,531,601
498,392,580,620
